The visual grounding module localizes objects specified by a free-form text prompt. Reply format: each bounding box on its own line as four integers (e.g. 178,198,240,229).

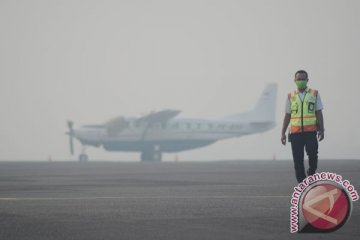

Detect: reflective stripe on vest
288,88,318,133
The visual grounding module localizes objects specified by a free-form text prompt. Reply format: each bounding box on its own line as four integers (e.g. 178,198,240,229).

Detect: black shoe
307,168,315,176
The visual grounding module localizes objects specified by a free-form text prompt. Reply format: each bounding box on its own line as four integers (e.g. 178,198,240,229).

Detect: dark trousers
290,131,318,183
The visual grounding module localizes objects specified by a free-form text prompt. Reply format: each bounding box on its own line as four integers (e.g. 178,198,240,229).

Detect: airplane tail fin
224,83,277,122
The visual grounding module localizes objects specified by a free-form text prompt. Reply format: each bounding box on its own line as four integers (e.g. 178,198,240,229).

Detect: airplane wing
104,110,180,138
136,109,181,124
136,109,180,141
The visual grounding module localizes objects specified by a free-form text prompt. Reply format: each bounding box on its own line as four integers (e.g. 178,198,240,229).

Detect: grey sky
1,0,359,161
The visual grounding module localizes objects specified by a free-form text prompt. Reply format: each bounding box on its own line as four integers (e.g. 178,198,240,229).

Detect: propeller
67,120,75,155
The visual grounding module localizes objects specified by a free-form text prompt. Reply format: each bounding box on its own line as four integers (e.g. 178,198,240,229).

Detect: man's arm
316,110,324,141
281,113,291,145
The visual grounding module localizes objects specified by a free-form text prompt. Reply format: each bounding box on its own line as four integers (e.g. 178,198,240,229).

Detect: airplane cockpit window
190,122,197,130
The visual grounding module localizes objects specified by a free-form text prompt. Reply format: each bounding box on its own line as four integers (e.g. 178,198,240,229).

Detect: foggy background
1,0,359,161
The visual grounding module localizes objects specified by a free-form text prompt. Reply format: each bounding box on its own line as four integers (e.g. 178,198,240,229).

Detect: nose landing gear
78,146,89,162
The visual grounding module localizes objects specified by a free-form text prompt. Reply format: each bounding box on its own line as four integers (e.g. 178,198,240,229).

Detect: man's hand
316,110,324,142
281,134,286,145
281,113,291,146
318,131,324,141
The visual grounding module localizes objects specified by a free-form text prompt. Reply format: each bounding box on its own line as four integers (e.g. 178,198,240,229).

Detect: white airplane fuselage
67,83,277,161
74,117,275,153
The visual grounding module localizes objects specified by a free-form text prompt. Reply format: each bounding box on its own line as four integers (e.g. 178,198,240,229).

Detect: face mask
295,80,307,89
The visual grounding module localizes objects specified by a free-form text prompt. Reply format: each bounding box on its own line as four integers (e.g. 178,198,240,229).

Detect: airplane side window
179,122,186,130
200,123,207,130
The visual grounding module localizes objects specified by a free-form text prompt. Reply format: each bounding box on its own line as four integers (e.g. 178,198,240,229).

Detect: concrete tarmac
0,160,359,240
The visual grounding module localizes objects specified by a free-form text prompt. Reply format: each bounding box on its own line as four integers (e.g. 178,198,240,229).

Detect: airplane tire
141,150,162,162
79,154,89,162
152,151,162,162
140,152,146,161
140,151,151,161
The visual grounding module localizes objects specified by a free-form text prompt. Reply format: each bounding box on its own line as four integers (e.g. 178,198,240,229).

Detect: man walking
281,70,325,183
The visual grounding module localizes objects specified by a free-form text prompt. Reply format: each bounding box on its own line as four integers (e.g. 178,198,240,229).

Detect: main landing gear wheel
79,153,89,162
152,151,162,161
140,150,162,162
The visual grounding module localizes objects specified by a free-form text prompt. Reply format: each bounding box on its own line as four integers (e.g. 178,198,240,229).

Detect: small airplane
66,83,277,162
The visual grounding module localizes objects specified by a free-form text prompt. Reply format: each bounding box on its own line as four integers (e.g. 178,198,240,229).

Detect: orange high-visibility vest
288,88,318,133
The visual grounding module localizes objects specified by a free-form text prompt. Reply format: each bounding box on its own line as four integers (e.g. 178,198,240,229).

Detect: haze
0,0,359,161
